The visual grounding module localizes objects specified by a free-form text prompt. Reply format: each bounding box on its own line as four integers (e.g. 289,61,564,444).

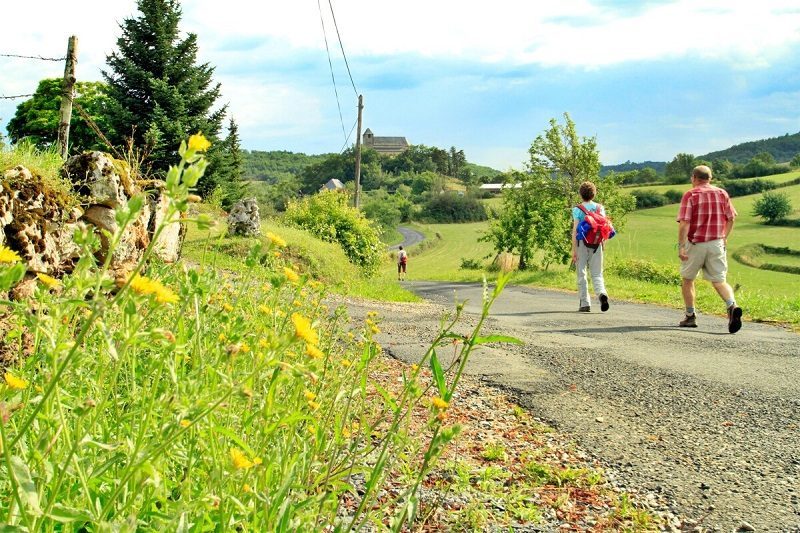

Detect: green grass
403,185,800,327
184,212,419,303
626,169,800,195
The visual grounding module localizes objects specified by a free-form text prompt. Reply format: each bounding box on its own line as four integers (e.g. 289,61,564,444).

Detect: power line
317,0,348,143
339,117,358,153
0,53,65,62
327,0,358,96
0,93,34,100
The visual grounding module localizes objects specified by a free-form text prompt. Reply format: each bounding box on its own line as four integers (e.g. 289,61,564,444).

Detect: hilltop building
362,128,409,156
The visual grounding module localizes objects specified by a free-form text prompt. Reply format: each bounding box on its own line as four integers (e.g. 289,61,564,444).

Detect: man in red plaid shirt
676,165,742,333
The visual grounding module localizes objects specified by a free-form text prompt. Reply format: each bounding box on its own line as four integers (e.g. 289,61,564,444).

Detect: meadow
397,178,800,327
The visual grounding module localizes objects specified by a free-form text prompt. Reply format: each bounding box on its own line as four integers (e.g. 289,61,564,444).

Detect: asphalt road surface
387,226,425,250
376,282,800,531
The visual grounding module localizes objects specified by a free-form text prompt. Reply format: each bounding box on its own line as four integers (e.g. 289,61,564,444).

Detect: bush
631,190,668,209
663,189,684,204
284,191,383,275
752,191,793,224
419,192,487,222
720,178,777,198
460,257,483,270
609,259,681,285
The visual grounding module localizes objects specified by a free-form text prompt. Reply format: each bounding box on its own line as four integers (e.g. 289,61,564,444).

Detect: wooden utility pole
57,35,78,160
353,94,364,209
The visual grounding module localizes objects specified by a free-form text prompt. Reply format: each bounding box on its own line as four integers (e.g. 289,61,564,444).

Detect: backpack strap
576,203,591,216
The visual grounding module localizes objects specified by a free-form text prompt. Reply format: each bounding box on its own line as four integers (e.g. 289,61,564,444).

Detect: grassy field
625,170,800,195
398,184,800,327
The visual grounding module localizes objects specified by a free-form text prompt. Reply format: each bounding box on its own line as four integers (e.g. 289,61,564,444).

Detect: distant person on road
571,181,610,313
676,165,742,333
397,246,408,281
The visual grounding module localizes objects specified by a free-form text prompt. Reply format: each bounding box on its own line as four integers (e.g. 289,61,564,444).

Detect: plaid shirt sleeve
677,192,692,222
722,191,737,219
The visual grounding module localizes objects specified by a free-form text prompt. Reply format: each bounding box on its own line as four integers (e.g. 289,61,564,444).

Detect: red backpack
576,204,615,248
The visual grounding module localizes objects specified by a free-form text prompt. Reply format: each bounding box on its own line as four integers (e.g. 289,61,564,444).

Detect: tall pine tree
206,118,246,208
103,0,225,188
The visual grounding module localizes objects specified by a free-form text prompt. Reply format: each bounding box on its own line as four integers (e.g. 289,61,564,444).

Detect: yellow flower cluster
365,318,380,335
284,267,300,283
266,232,287,248
230,448,255,470
432,397,449,410
188,133,211,152
4,372,28,390
129,274,179,305
0,245,21,264
36,273,62,289
292,313,319,345
305,344,324,360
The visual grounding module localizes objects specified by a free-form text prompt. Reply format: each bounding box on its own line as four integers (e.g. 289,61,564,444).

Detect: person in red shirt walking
676,165,742,333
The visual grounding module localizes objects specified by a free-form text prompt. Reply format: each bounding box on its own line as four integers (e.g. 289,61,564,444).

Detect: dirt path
354,282,800,531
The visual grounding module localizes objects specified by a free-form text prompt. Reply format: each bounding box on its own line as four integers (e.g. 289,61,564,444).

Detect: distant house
479,183,522,194
321,178,345,191
362,128,409,156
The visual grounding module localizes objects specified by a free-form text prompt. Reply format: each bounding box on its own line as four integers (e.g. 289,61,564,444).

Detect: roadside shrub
721,178,777,198
419,192,487,223
631,190,668,209
663,189,684,204
609,258,681,285
460,257,483,270
284,191,382,275
752,191,793,224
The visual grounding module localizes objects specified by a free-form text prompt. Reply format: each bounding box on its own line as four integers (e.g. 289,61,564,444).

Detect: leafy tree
448,146,466,178
710,158,734,179
484,113,633,269
300,148,381,193
752,151,775,165
103,0,225,184
791,153,800,168
7,78,116,153
752,191,792,224
665,153,697,184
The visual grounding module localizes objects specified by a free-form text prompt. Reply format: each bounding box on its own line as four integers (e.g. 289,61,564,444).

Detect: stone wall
1,151,186,282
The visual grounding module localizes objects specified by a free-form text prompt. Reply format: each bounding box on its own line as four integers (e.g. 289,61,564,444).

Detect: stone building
362,128,409,156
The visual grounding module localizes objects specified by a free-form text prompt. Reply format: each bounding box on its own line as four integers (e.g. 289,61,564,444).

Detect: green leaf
0,263,26,292
372,382,399,414
473,334,524,346
48,504,92,523
430,350,446,397
11,455,42,516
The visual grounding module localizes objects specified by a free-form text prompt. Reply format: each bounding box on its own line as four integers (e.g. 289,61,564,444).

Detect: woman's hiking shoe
728,305,743,334
578,306,591,312
679,314,697,328
599,294,610,312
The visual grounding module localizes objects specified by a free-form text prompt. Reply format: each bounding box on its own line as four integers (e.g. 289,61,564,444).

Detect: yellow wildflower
188,133,211,152
292,300,301,307
258,338,269,349
259,305,271,314
4,372,28,390
230,448,254,469
307,400,320,410
0,245,21,264
223,303,234,312
304,390,317,402
253,457,263,466
218,333,227,342
180,419,191,428
155,286,179,305
305,343,324,360
370,324,380,334
411,364,419,372
284,267,299,283
36,273,61,289
292,313,319,345
274,251,281,258
266,232,287,248
342,427,351,438
240,343,250,354
243,484,252,493
341,359,352,368
129,274,178,305
432,397,449,410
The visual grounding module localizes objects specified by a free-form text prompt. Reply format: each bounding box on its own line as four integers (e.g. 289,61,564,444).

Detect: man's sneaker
679,314,697,328
599,294,610,312
728,305,743,334
578,306,591,312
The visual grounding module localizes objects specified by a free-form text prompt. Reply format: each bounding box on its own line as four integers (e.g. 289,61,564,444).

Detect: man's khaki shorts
680,239,727,282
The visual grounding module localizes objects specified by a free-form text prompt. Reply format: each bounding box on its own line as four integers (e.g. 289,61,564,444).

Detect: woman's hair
579,181,597,201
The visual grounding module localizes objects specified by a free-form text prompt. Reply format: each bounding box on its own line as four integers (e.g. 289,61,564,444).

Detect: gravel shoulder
345,282,800,531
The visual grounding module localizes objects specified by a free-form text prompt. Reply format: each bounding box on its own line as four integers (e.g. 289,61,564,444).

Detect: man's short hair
579,181,596,202
692,165,712,181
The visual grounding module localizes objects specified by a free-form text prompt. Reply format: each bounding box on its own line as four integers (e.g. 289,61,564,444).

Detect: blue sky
2,1,800,169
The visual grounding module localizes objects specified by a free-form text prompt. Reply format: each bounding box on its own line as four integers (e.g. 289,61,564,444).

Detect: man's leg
576,244,591,310
711,281,734,303
682,278,696,310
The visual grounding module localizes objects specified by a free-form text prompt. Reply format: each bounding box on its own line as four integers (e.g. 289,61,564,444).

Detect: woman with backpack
571,181,612,313
397,246,408,281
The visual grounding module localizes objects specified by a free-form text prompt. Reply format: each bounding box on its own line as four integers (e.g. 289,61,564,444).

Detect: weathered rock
81,204,151,271
227,197,260,237
63,151,137,208
1,166,83,273
147,184,185,263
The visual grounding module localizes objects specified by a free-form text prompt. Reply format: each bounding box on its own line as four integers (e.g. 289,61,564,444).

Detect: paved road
387,226,425,250
376,282,800,530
